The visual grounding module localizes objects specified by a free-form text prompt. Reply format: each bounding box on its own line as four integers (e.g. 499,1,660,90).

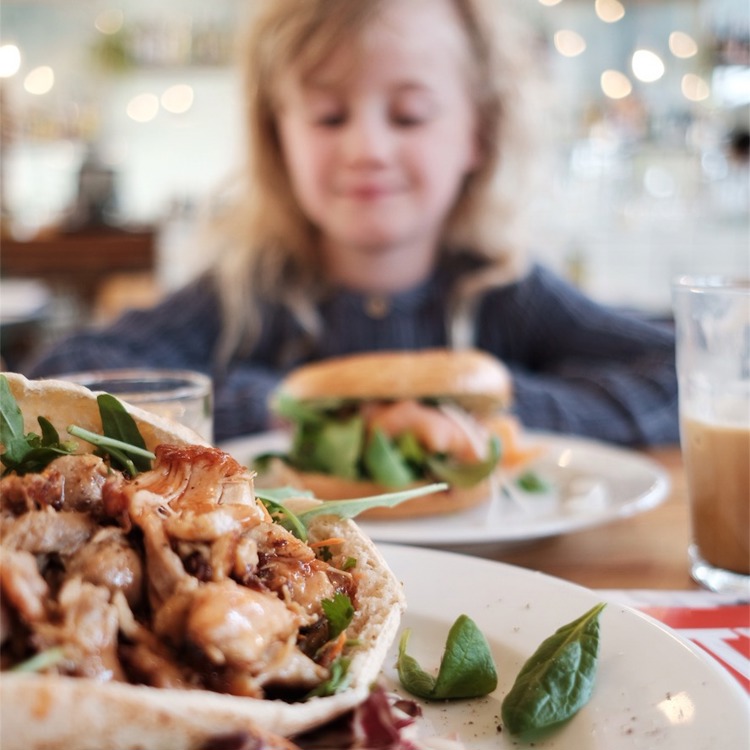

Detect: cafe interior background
0,0,748,371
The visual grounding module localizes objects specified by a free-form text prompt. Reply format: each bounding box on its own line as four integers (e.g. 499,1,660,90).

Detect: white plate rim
220,429,671,546
377,543,749,749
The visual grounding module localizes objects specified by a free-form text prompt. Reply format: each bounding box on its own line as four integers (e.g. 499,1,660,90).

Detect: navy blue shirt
26,257,678,446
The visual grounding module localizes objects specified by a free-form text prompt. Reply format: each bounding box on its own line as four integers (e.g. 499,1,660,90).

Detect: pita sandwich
0,372,405,750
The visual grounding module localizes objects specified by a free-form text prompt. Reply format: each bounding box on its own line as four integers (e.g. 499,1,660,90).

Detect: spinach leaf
501,602,606,738
397,614,498,700
426,435,501,488
363,428,415,487
516,470,550,493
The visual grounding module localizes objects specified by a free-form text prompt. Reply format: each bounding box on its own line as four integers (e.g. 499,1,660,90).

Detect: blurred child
25,0,678,445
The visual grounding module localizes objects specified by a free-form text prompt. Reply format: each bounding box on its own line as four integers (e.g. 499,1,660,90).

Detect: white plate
220,430,670,546
377,544,749,749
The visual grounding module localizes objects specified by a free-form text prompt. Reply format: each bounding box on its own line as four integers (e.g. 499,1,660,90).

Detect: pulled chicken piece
1,442,360,701
1,509,97,556
0,547,50,624
63,527,144,608
33,577,125,681
0,454,111,516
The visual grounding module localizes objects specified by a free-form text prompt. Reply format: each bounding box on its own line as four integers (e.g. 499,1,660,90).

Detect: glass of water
60,368,213,443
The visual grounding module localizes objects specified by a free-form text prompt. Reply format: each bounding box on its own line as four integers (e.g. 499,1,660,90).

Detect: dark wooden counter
1,229,156,311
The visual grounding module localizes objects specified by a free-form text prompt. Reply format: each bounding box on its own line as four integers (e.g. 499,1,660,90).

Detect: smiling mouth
344,185,399,200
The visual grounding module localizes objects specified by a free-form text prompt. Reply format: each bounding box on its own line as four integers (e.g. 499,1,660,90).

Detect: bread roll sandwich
258,348,540,519
0,372,405,750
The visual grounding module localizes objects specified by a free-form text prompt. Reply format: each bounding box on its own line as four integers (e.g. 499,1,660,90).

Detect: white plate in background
220,430,670,546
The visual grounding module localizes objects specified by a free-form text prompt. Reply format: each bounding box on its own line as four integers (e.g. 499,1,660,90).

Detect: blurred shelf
1,228,156,312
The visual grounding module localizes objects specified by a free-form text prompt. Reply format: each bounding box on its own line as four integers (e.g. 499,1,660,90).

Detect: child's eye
390,94,435,127
391,113,426,127
314,112,347,127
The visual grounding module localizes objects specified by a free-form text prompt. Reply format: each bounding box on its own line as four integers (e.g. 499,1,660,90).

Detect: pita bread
0,372,405,750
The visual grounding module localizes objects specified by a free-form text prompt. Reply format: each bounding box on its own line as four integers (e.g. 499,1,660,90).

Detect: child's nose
343,112,391,164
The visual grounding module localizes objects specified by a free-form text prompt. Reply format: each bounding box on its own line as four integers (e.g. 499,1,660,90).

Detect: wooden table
449,446,698,591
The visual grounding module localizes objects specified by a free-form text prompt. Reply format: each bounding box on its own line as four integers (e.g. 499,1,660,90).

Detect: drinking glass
61,368,213,443
672,276,750,595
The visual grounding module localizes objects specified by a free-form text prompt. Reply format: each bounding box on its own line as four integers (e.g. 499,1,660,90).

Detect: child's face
276,0,479,290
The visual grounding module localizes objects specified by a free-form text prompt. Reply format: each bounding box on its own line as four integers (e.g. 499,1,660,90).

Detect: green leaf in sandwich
255,348,515,520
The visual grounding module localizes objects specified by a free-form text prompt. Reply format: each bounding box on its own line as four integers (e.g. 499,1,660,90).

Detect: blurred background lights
669,31,698,59
24,65,55,95
126,92,159,123
632,49,665,83
711,66,750,107
161,84,194,114
601,69,633,99
95,8,125,35
682,73,710,102
0,44,21,78
554,30,587,58
595,0,625,23
538,0,563,7
643,166,676,198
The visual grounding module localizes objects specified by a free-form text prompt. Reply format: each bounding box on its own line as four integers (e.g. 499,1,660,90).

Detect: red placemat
598,590,750,694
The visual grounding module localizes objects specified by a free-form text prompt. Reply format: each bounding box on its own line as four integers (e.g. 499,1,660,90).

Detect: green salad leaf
426,435,501,488
294,483,448,525
322,592,355,639
273,393,347,423
516,470,550,493
501,602,606,738
94,394,152,471
256,483,447,542
10,646,66,673
397,614,498,700
288,412,364,479
67,395,156,478
0,374,154,478
0,375,78,475
363,428,415,487
255,487,312,539
270,396,505,491
305,657,352,697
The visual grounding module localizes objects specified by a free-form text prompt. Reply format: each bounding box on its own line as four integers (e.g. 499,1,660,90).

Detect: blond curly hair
210,0,546,361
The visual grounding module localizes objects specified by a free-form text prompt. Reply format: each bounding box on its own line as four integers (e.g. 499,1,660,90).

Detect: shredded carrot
308,537,346,549
319,631,347,667
485,414,546,470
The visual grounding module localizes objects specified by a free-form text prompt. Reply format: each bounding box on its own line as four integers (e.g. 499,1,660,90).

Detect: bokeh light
601,69,633,99
632,49,665,83
126,92,160,122
554,30,587,58
161,84,194,114
24,65,54,95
